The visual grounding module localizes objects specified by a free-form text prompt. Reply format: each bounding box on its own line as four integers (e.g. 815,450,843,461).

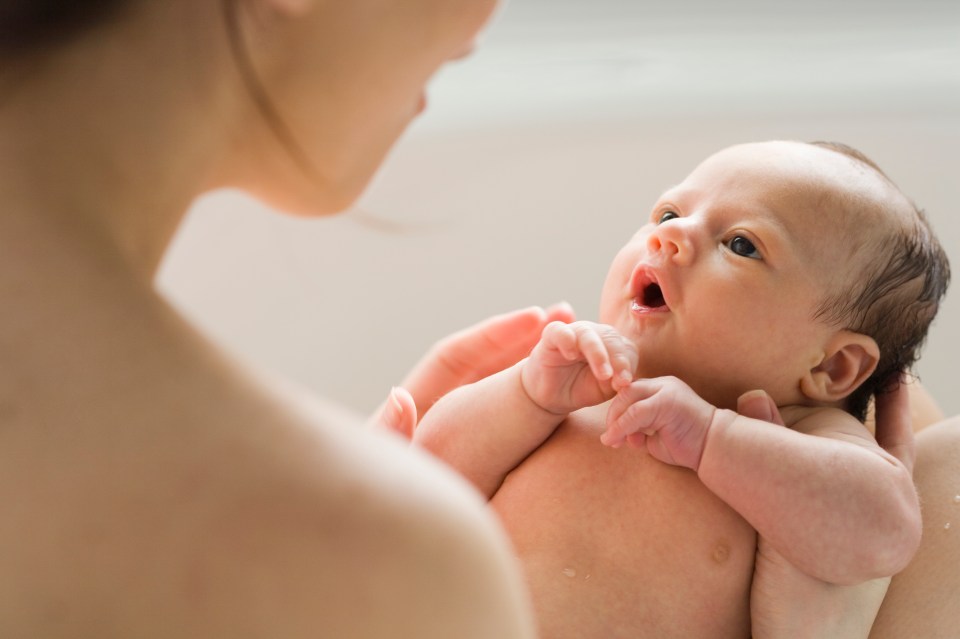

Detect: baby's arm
415,321,637,498
602,377,921,585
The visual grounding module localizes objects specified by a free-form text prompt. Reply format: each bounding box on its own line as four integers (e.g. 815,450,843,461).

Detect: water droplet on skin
945,522,952,531
953,494,960,504
584,574,591,581
562,568,577,578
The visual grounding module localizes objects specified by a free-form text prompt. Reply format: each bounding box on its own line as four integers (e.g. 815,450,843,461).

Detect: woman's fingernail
385,387,404,427
389,387,404,413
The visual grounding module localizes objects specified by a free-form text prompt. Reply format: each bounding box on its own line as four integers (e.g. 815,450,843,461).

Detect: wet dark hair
809,141,951,421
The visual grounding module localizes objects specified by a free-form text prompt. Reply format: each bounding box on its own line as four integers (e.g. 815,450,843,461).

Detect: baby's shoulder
780,404,872,440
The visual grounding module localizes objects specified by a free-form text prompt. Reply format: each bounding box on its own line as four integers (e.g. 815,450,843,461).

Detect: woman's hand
373,303,576,437
746,381,915,639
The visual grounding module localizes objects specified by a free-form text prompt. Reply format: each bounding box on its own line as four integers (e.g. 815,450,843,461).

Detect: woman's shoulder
170,370,536,637
0,345,532,638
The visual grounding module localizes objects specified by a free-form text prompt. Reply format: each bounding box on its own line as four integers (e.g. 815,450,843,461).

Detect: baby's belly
490,409,755,639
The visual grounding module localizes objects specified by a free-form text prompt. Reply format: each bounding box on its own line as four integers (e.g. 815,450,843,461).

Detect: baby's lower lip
631,299,670,314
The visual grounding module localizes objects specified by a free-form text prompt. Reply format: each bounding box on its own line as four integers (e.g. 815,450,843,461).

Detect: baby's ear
800,331,880,403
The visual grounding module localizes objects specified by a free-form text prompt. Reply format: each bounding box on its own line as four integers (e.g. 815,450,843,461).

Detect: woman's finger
874,374,916,475
370,386,418,439
401,305,570,417
736,389,786,427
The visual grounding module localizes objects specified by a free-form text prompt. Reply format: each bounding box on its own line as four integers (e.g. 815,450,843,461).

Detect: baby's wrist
517,359,569,418
696,407,737,473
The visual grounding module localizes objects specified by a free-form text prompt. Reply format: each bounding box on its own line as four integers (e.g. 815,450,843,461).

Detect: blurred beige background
158,0,960,417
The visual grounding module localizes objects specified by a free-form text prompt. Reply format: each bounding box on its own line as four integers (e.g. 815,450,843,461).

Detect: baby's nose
647,223,694,265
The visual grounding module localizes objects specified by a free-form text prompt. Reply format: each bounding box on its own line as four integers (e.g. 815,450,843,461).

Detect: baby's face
599,141,895,409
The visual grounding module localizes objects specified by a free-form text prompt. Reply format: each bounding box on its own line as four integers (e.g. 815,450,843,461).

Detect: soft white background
158,0,960,417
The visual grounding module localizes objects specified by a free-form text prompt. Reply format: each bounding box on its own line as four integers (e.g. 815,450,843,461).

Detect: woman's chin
245,173,369,218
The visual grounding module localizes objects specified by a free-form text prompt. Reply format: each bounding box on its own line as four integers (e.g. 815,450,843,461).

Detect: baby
414,141,950,638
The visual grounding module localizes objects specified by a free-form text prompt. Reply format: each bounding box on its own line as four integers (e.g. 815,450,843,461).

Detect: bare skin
0,205,537,637
374,270,950,639
430,378,934,639
872,415,960,638
0,0,542,636
4,0,944,633
863,381,960,637
413,142,941,637
490,405,755,638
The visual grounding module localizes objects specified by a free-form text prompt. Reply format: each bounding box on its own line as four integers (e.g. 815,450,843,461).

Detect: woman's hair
0,0,132,55
809,141,951,421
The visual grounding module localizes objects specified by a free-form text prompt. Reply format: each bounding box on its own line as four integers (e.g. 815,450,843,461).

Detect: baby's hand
602,376,717,471
521,321,638,416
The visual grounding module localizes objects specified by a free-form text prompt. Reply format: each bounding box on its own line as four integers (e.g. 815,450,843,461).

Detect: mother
0,0,544,636
0,0,954,637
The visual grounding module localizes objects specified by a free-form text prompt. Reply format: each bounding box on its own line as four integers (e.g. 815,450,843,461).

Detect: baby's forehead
693,142,866,196
665,141,911,280
680,142,908,232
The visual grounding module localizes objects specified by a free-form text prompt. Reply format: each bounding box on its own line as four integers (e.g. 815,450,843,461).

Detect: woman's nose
646,221,695,265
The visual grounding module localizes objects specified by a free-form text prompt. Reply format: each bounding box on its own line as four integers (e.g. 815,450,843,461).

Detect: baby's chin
632,364,764,412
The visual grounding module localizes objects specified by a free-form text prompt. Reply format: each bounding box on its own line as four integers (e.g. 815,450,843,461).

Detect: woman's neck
0,1,238,283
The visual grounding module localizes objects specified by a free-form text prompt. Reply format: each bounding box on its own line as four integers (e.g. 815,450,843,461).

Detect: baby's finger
602,421,650,448
575,326,613,380
626,432,647,449
605,380,665,442
541,321,579,360
596,329,638,388
600,426,626,447
606,378,658,424
610,354,635,389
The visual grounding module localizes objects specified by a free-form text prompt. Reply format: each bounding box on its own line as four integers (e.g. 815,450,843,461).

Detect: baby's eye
657,210,679,224
726,235,762,259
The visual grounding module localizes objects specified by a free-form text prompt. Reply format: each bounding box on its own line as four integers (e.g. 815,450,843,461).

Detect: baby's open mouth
630,267,671,313
641,282,666,309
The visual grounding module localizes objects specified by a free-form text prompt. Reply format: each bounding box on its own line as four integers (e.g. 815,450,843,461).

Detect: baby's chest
490,416,756,638
493,416,755,559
